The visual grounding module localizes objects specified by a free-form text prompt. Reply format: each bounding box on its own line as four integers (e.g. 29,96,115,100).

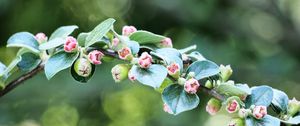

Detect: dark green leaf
85,18,115,47
162,84,200,115
45,51,79,79
246,86,273,108
186,60,220,80
271,89,289,113
129,30,166,44
49,25,78,40
130,65,168,88
17,53,41,72
39,38,65,50
7,32,40,53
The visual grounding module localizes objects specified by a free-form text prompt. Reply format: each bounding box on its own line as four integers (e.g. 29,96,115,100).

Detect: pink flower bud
252,105,267,119
122,26,137,36
227,99,240,113
159,38,173,48
88,50,104,65
163,103,173,114
35,33,48,44
112,38,120,47
64,36,78,52
128,70,136,82
206,98,221,115
167,63,180,78
138,52,153,69
184,78,200,94
118,47,132,60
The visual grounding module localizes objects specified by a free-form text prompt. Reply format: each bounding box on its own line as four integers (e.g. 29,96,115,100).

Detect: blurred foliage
1,0,300,125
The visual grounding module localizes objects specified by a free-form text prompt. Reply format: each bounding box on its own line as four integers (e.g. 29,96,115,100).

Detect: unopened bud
35,33,48,44
167,63,180,79
288,97,300,116
220,64,233,82
111,64,130,83
178,78,186,85
64,36,78,53
156,38,173,48
74,58,92,77
205,80,213,89
206,98,222,115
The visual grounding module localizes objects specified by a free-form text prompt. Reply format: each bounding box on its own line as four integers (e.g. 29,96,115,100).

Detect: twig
0,49,226,101
0,64,44,97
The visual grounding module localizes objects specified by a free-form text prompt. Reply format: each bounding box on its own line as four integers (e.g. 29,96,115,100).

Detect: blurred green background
1,0,300,125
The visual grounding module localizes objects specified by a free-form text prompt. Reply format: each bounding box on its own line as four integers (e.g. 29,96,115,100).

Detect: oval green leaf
7,32,40,53
129,30,166,44
45,51,79,80
17,53,41,72
130,64,168,88
186,60,220,80
49,25,78,40
39,38,65,50
271,89,289,113
162,84,200,115
85,18,115,47
246,86,273,108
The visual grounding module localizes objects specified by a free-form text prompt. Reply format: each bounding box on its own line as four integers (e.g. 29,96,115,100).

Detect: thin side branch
0,64,44,97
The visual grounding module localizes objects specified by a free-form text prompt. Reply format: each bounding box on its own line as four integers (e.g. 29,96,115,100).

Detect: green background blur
1,0,300,126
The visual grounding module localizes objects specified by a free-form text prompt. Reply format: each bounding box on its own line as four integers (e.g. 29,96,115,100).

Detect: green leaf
45,51,79,80
186,60,220,80
130,64,168,88
0,62,6,73
162,84,200,115
129,30,166,44
235,84,251,95
156,78,174,93
77,32,89,47
271,89,289,113
0,56,22,77
85,18,115,47
281,114,300,125
187,51,206,61
215,84,249,100
124,40,140,55
16,48,33,57
7,32,40,53
245,115,280,126
151,48,183,71
246,86,273,108
49,25,78,40
0,61,10,89
39,38,65,50
17,53,41,72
